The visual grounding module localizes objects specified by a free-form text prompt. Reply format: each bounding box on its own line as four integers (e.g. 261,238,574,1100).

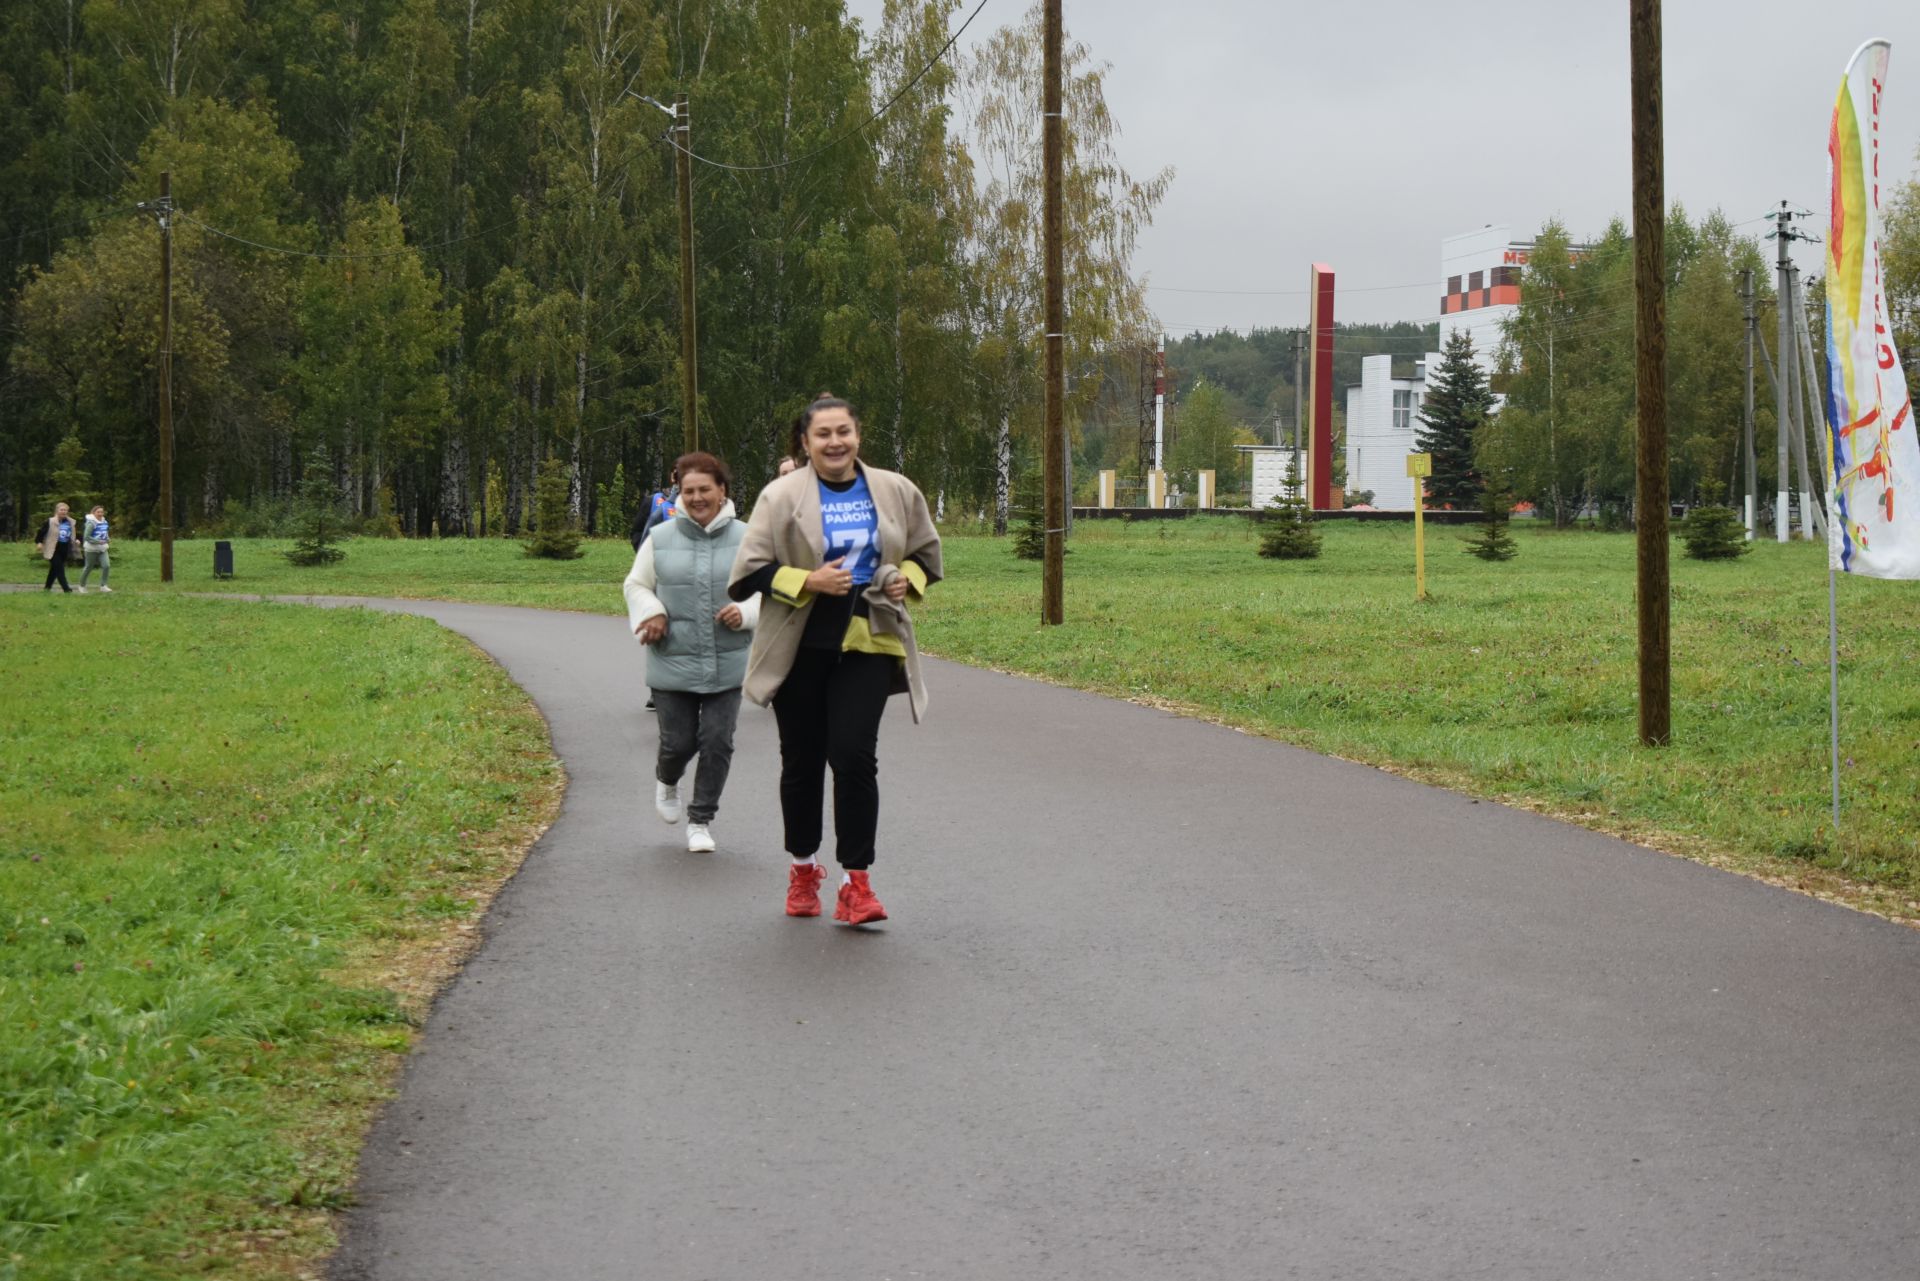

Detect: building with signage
1343,225,1551,509
1438,225,1534,374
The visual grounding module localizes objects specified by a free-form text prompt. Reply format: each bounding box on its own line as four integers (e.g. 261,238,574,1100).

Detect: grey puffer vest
646,510,752,693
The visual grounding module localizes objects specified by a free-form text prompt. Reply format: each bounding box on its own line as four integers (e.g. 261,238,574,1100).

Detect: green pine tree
1012,468,1045,560
1464,486,1520,561
1257,449,1321,559
1681,479,1751,560
1416,330,1495,510
285,446,349,567
523,457,584,560
40,432,94,516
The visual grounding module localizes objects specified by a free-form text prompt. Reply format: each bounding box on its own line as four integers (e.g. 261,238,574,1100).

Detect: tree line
1483,192,1920,528
0,0,1168,539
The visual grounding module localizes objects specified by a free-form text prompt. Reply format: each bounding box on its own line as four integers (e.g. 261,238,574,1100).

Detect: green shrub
1681,480,1751,561
523,457,583,560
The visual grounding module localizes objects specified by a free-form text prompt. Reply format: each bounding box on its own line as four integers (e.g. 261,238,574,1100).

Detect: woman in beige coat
728,395,942,925
35,502,79,593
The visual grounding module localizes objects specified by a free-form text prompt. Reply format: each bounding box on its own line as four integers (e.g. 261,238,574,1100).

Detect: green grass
924,518,1920,895
12,521,1919,896
0,595,556,1280
7,536,636,612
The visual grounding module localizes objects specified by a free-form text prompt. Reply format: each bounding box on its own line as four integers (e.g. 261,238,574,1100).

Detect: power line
662,0,992,174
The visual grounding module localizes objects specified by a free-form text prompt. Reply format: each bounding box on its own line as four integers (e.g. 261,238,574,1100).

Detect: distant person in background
774,406,811,478
35,502,77,593
78,505,112,593
624,452,760,854
729,393,942,926
635,466,681,547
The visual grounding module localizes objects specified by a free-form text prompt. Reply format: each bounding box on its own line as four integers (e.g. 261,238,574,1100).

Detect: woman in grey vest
623,452,761,853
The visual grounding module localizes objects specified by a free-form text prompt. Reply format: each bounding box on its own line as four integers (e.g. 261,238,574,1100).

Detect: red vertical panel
1310,264,1336,510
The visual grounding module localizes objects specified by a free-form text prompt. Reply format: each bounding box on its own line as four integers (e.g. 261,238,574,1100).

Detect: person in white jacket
622,452,761,854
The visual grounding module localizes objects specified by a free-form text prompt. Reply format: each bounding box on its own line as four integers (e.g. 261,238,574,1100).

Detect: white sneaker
686,823,715,853
75,586,87,594
100,586,113,593
654,780,683,824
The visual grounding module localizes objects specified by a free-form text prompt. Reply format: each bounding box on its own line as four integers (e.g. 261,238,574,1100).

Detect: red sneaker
839,870,887,925
786,863,825,917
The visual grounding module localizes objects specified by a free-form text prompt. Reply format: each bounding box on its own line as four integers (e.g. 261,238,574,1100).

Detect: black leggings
43,549,72,591
771,648,896,869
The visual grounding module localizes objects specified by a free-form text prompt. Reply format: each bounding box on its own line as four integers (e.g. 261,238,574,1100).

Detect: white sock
841,871,854,886
792,855,816,867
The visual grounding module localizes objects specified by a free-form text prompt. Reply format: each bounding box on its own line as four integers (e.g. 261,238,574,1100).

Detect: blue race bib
818,475,881,587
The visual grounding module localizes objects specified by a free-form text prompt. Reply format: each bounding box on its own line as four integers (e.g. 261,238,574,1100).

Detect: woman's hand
716,604,744,630
882,575,909,603
635,615,667,645
804,556,853,597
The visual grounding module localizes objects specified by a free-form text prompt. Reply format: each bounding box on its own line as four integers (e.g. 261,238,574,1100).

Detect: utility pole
155,172,175,583
674,93,698,453
1742,268,1758,539
1769,201,1802,542
1630,0,1670,747
1040,0,1064,626
1785,263,1823,540
1791,265,1830,540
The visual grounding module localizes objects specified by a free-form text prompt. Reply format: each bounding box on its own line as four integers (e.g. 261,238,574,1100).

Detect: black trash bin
213,540,234,579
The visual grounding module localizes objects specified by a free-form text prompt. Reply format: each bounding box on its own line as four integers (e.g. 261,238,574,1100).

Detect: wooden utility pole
674,93,698,453
1630,0,1670,746
1040,0,1064,626
158,171,175,583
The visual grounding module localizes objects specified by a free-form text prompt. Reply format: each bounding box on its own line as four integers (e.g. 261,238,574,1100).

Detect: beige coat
36,515,79,561
729,461,943,718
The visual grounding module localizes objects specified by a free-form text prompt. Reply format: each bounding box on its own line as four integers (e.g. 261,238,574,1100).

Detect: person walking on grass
78,505,112,593
624,452,761,855
35,502,78,593
728,394,942,925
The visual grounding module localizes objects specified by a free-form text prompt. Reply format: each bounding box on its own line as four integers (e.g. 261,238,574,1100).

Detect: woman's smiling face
677,468,724,524
806,408,860,480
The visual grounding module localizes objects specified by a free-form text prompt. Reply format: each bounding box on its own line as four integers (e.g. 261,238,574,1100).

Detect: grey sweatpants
80,548,109,587
652,687,743,824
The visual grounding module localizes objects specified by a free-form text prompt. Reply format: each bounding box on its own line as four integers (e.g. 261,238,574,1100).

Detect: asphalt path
286,598,1920,1280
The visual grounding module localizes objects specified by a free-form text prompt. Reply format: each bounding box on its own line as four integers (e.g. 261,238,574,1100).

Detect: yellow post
1407,453,1432,601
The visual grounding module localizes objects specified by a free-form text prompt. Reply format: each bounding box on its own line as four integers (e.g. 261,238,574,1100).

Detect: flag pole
1828,563,1842,847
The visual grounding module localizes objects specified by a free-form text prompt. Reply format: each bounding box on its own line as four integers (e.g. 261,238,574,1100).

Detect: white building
1345,353,1438,510
1342,226,1543,509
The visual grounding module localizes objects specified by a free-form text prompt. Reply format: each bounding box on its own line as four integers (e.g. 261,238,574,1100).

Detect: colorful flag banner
1825,39,1917,578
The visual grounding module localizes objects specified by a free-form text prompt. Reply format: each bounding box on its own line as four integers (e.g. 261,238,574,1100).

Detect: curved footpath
173,599,1920,1278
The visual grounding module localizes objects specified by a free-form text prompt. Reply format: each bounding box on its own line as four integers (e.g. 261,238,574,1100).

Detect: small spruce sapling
285,446,349,566
523,457,584,560
1257,450,1321,560
1464,486,1520,561
1012,468,1045,560
1681,479,1750,560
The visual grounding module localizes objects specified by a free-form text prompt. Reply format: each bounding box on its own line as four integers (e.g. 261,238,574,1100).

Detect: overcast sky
841,0,1920,330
